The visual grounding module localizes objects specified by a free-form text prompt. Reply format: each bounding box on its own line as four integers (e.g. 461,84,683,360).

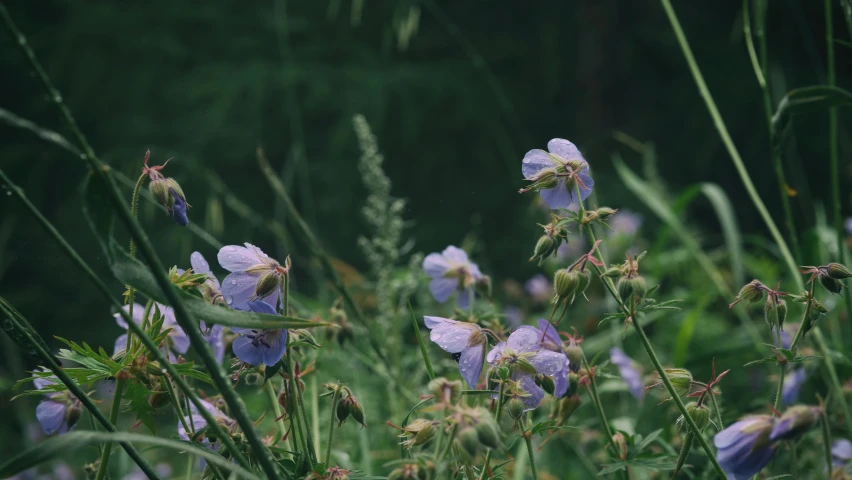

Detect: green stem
266,381,289,447
478,451,491,480
0,170,252,470
821,410,834,476
774,282,816,410
0,8,281,474
658,0,852,437
523,420,538,480
129,173,147,258
583,355,619,452
709,390,724,431
94,378,127,480
164,377,192,437
325,389,341,465
438,424,458,462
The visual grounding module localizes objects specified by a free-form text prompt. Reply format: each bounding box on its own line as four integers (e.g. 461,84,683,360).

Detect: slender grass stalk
0,169,253,470
659,0,852,436
821,409,834,476
267,381,289,446
311,375,321,455
409,303,436,381
164,377,192,437
437,424,458,463
0,299,160,479
0,8,281,477
325,388,342,464
523,418,538,480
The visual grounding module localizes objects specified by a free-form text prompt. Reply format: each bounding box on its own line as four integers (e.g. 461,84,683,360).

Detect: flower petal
424,316,478,353
506,326,541,353
577,171,594,201
459,344,485,389
114,303,146,329
248,300,278,315
486,342,507,364
547,139,584,162
457,287,475,309
536,319,561,352
423,252,451,278
191,251,212,275
262,330,288,367
429,278,458,303
178,414,208,441
232,335,265,366
169,326,191,354
221,272,261,311
522,149,555,179
539,179,574,210
217,244,265,272
518,375,545,411
441,246,470,265
528,350,569,378
36,400,67,435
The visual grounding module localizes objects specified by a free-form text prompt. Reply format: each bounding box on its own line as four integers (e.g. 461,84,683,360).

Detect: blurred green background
1,0,851,475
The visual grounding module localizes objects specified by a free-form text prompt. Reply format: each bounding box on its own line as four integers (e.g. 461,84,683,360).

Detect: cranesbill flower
36,393,81,435
218,243,287,311
142,150,189,227
769,405,821,442
178,398,237,442
831,439,852,471
113,303,189,359
422,246,484,308
231,301,287,367
714,415,777,480
781,368,807,405
487,326,570,410
520,138,594,209
609,348,644,399
424,316,487,389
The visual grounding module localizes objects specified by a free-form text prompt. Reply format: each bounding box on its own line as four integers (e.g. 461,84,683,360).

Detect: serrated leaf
125,382,158,434
743,356,777,367
0,431,259,479
633,429,663,453
789,355,822,364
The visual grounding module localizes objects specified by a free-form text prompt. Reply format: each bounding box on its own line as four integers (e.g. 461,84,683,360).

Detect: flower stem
774,281,816,410
821,410,834,476
266,380,289,447
94,378,127,480
325,388,341,465
523,420,538,480
709,390,724,431
438,424,458,463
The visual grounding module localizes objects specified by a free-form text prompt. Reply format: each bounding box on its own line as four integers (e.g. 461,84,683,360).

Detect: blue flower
231,301,287,366
422,246,484,308
846,217,852,235
769,405,821,442
831,439,852,472
487,325,570,410
609,348,644,399
524,274,551,303
781,368,807,405
218,243,287,311
169,189,189,226
424,316,486,388
113,303,189,360
35,392,81,435
714,415,776,480
178,398,236,442
521,138,594,209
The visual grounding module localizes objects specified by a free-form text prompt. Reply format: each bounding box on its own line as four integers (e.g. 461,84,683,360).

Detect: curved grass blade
409,303,435,381
0,431,260,480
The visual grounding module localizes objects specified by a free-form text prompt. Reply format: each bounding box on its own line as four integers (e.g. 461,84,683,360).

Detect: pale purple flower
218,243,286,311
769,405,821,442
609,348,644,399
609,209,642,236
36,393,81,435
781,368,807,405
422,246,483,308
502,306,523,328
714,415,776,480
524,274,551,303
191,251,224,304
487,325,570,410
178,398,236,442
113,303,189,359
424,316,487,388
832,439,852,471
231,301,287,366
521,138,594,209
169,189,189,226
202,322,225,363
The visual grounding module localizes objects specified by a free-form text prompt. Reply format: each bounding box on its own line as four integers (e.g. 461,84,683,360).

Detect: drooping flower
113,303,189,360
831,439,852,472
142,150,189,226
520,138,594,209
424,316,487,388
524,274,551,303
178,398,237,442
714,415,777,480
217,243,287,311
609,348,644,399
422,246,484,308
486,326,570,410
608,209,642,236
781,368,807,405
231,301,288,367
769,405,821,442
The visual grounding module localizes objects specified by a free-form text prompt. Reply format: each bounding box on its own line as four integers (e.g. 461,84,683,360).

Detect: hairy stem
325,388,342,465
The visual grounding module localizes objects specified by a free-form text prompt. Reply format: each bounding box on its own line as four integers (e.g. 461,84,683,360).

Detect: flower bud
336,397,352,425
685,402,710,431
149,178,173,209
254,270,281,300
165,178,186,201
65,399,82,430
820,275,843,294
602,267,623,278
399,419,434,448
148,389,171,409
474,415,501,450
827,263,852,280
514,357,537,375
290,329,321,349
534,373,556,396
551,394,581,426
565,372,580,397
457,426,481,456
563,344,583,373
507,397,525,422
734,280,766,304
617,275,647,303
764,296,786,330
486,367,501,391
529,234,558,266
575,270,591,299
612,432,628,460
553,269,579,303
595,207,618,219
350,399,367,428
662,368,693,397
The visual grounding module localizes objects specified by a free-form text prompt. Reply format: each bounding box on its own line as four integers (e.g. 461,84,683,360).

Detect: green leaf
771,85,852,132
0,431,260,479
409,302,435,381
125,381,158,433
743,356,777,367
107,240,329,330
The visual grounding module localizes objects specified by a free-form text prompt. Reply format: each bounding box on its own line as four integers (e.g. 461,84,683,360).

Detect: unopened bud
663,368,693,397
617,275,647,303
65,399,82,429
764,296,786,330
165,178,185,201
428,377,462,405
507,397,525,421
457,426,481,456
553,269,579,303
602,267,622,278
685,402,710,431
336,398,352,425
820,275,843,294
149,178,173,209
254,271,280,299
399,419,434,448
612,432,628,460
734,280,766,304
595,207,618,219
474,416,501,450
563,344,583,373
514,357,537,375
290,329,321,349
826,263,852,280
566,372,580,397
530,235,558,266
350,399,367,428
534,373,556,396
148,390,171,409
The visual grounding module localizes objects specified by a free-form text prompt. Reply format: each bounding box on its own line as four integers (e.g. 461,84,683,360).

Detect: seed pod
735,280,765,304
563,344,583,373
457,426,481,456
550,394,581,426
350,399,367,428
474,417,501,450
826,263,852,280
530,235,558,266
820,275,843,294
336,397,351,425
663,368,693,397
617,275,647,303
685,402,710,431
507,397,525,422
534,373,556,396
553,269,579,303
